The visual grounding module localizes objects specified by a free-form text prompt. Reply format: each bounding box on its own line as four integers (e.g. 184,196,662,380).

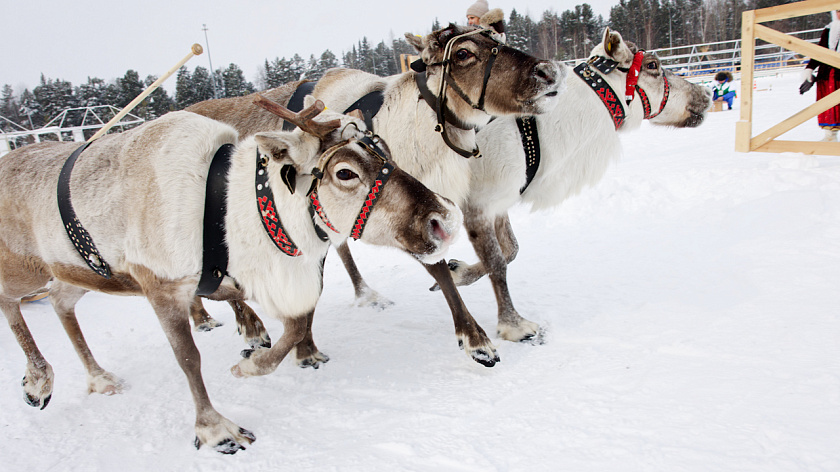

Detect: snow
2,72,839,471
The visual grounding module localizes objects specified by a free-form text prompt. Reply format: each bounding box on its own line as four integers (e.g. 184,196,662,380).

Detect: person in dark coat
799,10,840,141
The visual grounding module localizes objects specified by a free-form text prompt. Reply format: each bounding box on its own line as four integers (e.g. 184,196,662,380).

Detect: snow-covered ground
1,72,838,471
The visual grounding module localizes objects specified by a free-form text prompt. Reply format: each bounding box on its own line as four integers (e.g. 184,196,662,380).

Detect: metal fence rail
565,28,823,83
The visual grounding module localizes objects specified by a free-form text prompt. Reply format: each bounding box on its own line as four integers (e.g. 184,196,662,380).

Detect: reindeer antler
253,94,341,139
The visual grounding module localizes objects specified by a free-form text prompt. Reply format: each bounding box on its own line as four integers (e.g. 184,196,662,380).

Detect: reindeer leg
230,299,271,352
50,281,126,395
0,298,54,409
425,260,499,367
131,265,254,454
464,209,541,343
293,310,330,368
190,296,224,332
434,213,519,290
231,312,309,377
336,241,394,310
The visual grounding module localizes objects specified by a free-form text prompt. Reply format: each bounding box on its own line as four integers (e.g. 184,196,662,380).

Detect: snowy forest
0,0,827,133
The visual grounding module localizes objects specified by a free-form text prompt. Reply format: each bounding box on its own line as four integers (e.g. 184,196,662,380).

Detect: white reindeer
437,28,712,339
0,101,461,453
188,20,565,367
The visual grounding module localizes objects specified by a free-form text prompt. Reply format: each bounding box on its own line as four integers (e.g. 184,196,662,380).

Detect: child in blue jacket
712,71,736,110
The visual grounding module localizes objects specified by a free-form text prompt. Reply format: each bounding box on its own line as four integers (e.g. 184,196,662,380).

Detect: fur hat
467,0,489,18
714,71,733,83
480,8,505,34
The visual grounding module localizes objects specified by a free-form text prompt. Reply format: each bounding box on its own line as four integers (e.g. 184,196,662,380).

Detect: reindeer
187,20,565,367
0,100,461,453
289,28,711,346
433,29,712,336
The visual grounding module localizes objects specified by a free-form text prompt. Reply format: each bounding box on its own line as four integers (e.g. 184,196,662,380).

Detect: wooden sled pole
87,43,204,143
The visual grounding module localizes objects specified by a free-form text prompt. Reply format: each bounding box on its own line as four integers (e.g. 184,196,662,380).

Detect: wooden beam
750,88,840,148
736,10,756,153
753,140,840,155
755,24,840,69
753,0,840,23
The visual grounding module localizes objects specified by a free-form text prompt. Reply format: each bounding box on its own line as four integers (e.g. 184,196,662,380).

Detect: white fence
0,105,144,157
565,28,823,84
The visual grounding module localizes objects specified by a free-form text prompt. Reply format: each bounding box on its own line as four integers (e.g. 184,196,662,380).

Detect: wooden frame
736,0,840,155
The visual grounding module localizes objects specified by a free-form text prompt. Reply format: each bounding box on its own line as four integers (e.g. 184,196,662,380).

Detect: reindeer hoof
355,287,395,310
471,348,500,367
497,318,542,343
457,337,500,367
298,352,330,369
21,363,54,410
23,389,51,410
195,419,255,454
194,318,223,332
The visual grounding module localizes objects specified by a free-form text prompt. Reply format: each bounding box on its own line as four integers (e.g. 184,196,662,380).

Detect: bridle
256,128,394,257
309,132,394,241
414,27,507,158
572,51,671,129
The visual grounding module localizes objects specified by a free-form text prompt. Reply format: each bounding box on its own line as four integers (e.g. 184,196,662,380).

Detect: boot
821,129,838,142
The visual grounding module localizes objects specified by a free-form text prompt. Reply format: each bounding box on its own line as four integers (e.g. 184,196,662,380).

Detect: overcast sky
1,0,615,95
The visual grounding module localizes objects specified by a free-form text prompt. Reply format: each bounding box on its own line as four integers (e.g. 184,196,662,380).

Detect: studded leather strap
573,61,626,130
516,116,540,195
57,142,111,278
255,149,302,256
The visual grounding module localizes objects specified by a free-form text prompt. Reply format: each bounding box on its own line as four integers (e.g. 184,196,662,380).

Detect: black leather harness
57,141,236,296
58,142,111,278
196,143,235,296
515,116,540,194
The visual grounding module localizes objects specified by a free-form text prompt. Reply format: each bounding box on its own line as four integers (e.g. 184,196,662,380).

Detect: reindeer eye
336,169,358,181
646,61,658,70
455,49,473,61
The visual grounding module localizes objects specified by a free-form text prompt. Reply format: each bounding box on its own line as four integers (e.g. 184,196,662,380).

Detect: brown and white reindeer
309,28,711,345
434,28,712,335
0,101,461,453
187,19,565,367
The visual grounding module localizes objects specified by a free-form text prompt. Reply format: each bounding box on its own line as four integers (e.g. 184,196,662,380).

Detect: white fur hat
467,0,489,18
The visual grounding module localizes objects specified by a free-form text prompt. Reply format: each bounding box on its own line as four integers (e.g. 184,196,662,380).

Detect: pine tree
18,89,38,128
144,75,175,119
317,50,339,77
116,70,144,108
191,66,215,105
76,77,107,107
221,64,254,97
1,85,19,124
175,67,194,109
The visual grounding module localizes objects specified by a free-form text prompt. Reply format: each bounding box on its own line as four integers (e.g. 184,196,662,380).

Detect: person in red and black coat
800,10,840,141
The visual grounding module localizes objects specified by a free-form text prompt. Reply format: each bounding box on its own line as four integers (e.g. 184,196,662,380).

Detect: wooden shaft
87,44,203,143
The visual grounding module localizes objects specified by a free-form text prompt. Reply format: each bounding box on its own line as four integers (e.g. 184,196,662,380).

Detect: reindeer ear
254,132,294,163
255,133,299,194
405,33,424,53
604,28,622,57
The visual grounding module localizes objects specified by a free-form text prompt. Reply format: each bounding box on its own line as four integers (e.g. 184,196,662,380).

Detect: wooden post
87,44,203,143
735,9,755,153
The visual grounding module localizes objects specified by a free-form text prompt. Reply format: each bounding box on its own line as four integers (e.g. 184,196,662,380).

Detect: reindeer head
253,96,461,263
405,23,565,124
594,28,711,128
